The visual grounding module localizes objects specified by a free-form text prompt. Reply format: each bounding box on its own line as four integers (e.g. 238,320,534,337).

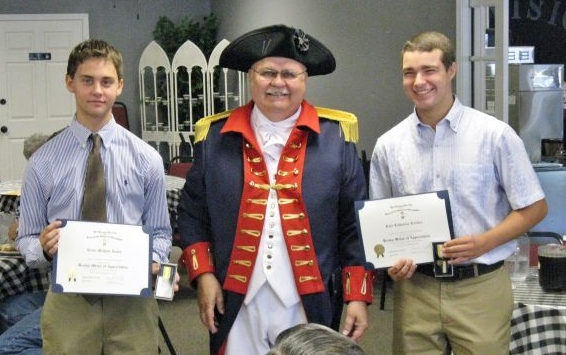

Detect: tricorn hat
219,24,336,76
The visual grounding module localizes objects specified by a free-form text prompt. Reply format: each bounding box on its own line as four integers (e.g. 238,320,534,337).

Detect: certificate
52,220,153,297
355,190,454,269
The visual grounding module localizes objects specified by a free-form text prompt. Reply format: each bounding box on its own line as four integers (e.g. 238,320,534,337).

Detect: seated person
0,292,45,334
6,133,54,242
266,323,367,355
0,133,52,354
0,307,42,355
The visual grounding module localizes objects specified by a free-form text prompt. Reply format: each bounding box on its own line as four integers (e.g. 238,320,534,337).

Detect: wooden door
0,14,89,180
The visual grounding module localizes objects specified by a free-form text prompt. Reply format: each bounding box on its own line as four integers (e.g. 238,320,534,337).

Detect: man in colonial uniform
177,24,373,355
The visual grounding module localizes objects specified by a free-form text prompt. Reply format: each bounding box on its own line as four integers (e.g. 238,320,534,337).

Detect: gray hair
23,133,51,160
265,323,367,355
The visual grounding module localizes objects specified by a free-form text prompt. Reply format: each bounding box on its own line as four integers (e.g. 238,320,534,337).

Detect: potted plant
153,14,219,98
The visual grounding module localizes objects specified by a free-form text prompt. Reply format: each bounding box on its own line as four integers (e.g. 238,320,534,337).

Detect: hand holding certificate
355,191,454,269
52,220,153,297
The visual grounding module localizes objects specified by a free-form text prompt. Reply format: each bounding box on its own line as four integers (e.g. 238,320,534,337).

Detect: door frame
456,0,509,122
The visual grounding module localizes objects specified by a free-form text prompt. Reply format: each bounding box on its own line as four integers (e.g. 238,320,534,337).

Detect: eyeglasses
251,68,307,81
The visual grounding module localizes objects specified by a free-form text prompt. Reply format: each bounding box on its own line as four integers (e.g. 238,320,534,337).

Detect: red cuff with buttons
342,266,374,304
181,242,215,282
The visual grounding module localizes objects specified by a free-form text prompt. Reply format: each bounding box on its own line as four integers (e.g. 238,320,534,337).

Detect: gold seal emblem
374,244,385,258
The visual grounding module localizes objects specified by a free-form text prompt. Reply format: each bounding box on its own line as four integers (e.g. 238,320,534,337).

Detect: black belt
416,261,504,282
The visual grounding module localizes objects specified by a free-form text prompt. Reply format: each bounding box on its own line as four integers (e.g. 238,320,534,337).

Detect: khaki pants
41,290,159,355
392,266,513,355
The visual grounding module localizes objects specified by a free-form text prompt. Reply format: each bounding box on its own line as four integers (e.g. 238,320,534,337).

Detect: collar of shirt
69,115,118,151
412,96,464,134
251,105,300,149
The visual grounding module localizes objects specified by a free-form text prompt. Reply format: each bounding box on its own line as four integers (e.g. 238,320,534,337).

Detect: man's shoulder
459,104,510,131
119,127,152,147
110,128,164,167
315,106,359,143
379,115,413,141
196,110,232,128
315,107,357,122
194,110,233,143
29,128,73,160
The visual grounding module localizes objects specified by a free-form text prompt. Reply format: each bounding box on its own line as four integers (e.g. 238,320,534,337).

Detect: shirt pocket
111,176,144,224
452,163,496,200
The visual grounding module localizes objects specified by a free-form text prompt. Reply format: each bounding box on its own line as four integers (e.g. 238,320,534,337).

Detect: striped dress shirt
17,117,172,269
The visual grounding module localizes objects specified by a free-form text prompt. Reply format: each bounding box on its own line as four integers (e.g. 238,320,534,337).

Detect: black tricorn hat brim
219,24,336,76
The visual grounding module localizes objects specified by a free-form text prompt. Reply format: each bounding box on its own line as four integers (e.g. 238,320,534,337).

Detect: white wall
0,0,212,135
0,0,456,153
211,0,456,153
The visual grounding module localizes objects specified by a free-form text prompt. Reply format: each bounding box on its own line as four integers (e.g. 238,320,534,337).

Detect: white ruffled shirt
244,106,302,307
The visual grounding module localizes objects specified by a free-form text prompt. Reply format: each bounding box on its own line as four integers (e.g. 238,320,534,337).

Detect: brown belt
416,261,504,282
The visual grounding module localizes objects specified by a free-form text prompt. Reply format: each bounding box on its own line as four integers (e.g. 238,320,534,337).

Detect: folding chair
112,101,130,130
158,316,177,355
176,133,193,163
167,159,193,179
165,133,193,178
360,150,389,310
360,149,370,187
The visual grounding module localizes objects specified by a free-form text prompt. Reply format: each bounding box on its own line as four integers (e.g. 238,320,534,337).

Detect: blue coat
177,101,369,354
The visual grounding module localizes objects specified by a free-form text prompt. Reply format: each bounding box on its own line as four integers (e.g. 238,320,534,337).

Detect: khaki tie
81,134,106,304
81,134,107,222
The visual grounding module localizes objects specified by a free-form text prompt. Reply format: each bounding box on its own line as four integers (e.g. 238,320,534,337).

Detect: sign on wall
510,0,566,77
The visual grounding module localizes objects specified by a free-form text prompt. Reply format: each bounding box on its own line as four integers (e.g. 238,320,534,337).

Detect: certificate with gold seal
52,220,153,297
355,190,454,269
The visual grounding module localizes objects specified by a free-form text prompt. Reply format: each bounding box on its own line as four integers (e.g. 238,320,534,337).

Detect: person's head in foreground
265,323,367,355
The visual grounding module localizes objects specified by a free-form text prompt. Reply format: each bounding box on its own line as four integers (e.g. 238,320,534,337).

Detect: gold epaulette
194,110,234,143
315,107,359,143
